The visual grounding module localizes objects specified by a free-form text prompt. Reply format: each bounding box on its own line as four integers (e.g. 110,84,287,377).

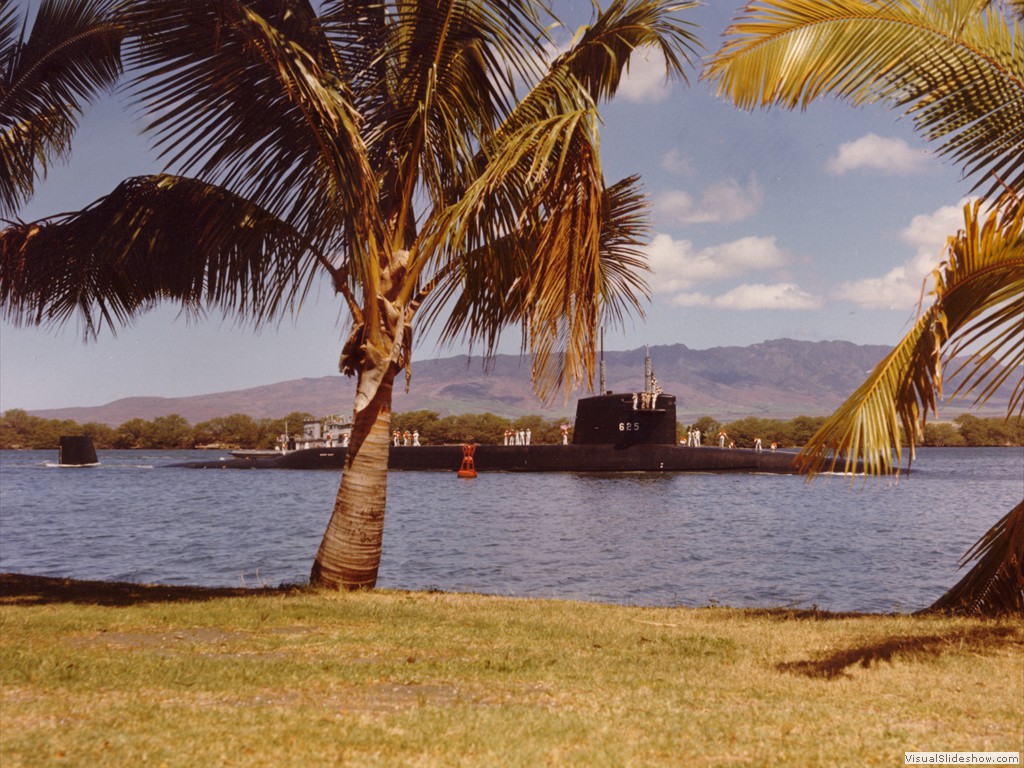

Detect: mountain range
23,339,1009,426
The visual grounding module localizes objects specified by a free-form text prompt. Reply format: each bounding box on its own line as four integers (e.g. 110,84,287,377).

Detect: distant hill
23,339,1010,426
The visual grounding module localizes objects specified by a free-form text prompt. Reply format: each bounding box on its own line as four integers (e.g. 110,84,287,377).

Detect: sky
1,1,974,412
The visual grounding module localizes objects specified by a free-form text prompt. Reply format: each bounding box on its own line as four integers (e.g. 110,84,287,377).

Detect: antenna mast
644,346,652,393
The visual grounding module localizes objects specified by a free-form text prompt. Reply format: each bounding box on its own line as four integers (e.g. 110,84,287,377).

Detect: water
1,447,1021,612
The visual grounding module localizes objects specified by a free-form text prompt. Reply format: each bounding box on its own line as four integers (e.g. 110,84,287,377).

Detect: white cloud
826,133,932,176
646,233,822,310
672,284,822,310
832,201,970,309
661,149,695,177
707,236,790,273
656,174,763,224
618,48,674,103
667,291,713,307
830,267,922,311
647,233,790,290
901,203,967,254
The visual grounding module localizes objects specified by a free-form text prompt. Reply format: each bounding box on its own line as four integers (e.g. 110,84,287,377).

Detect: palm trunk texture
310,366,396,589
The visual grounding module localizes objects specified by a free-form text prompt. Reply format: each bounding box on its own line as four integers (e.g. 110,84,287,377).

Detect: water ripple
1,447,1021,612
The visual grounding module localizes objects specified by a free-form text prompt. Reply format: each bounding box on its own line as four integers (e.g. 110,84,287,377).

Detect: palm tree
705,0,1023,614
0,0,125,217
0,0,701,589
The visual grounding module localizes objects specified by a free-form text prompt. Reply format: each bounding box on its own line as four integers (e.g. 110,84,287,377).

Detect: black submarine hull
169,387,846,473
171,443,804,473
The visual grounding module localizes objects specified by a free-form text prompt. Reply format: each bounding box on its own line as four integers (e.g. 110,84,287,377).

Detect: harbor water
1,447,1021,613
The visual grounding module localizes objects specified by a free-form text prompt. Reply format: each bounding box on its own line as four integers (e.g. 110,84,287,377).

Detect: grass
1,573,1021,767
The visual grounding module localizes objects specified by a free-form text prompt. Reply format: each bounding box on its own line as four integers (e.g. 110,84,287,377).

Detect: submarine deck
171,443,806,473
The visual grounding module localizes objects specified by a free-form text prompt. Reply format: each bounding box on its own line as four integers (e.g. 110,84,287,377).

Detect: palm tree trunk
310,364,396,589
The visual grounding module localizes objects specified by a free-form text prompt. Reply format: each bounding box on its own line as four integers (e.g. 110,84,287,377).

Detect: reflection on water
1,447,1020,612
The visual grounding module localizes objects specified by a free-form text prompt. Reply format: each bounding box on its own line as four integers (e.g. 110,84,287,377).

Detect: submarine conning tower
59,435,99,466
572,348,676,447
571,392,677,447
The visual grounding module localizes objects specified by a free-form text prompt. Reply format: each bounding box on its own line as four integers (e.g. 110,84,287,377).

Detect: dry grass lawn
1,573,1021,767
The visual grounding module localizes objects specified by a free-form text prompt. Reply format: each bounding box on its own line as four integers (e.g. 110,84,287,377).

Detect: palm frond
0,0,125,217
417,104,604,346
418,107,651,399
406,0,695,399
123,0,378,261
0,175,324,335
795,305,940,476
421,173,650,398
412,0,698,274
939,202,1024,414
358,0,545,217
797,201,1024,476
929,500,1024,615
703,0,1024,213
553,0,701,103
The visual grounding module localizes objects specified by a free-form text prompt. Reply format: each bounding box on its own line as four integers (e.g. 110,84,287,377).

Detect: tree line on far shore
1,408,1020,451
689,414,1024,450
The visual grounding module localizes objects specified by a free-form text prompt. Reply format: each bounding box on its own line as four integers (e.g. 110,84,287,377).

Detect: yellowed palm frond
938,202,1024,414
703,0,1024,211
553,0,701,102
929,500,1024,615
523,117,612,400
795,309,939,476
407,0,697,401
417,102,647,401
797,201,1024,476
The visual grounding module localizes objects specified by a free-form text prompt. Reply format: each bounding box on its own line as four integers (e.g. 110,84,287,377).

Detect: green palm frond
409,0,696,399
0,175,322,335
929,500,1024,615
796,200,1024,476
420,173,649,399
703,0,1024,213
415,104,615,399
0,0,125,217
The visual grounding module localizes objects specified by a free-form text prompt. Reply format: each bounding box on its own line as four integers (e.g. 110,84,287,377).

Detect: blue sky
1,1,971,411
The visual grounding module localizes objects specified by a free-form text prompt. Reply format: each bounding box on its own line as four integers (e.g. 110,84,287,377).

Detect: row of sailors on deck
631,389,663,411
393,430,420,446
504,429,531,445
682,429,776,451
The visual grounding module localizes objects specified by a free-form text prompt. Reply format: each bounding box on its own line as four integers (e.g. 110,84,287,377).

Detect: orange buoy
457,443,477,478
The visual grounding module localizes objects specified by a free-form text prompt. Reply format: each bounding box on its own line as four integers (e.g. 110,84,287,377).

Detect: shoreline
1,571,872,616
0,570,1004,620
0,572,296,606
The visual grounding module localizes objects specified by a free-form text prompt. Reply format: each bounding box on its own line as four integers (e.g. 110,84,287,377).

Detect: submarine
172,354,807,474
